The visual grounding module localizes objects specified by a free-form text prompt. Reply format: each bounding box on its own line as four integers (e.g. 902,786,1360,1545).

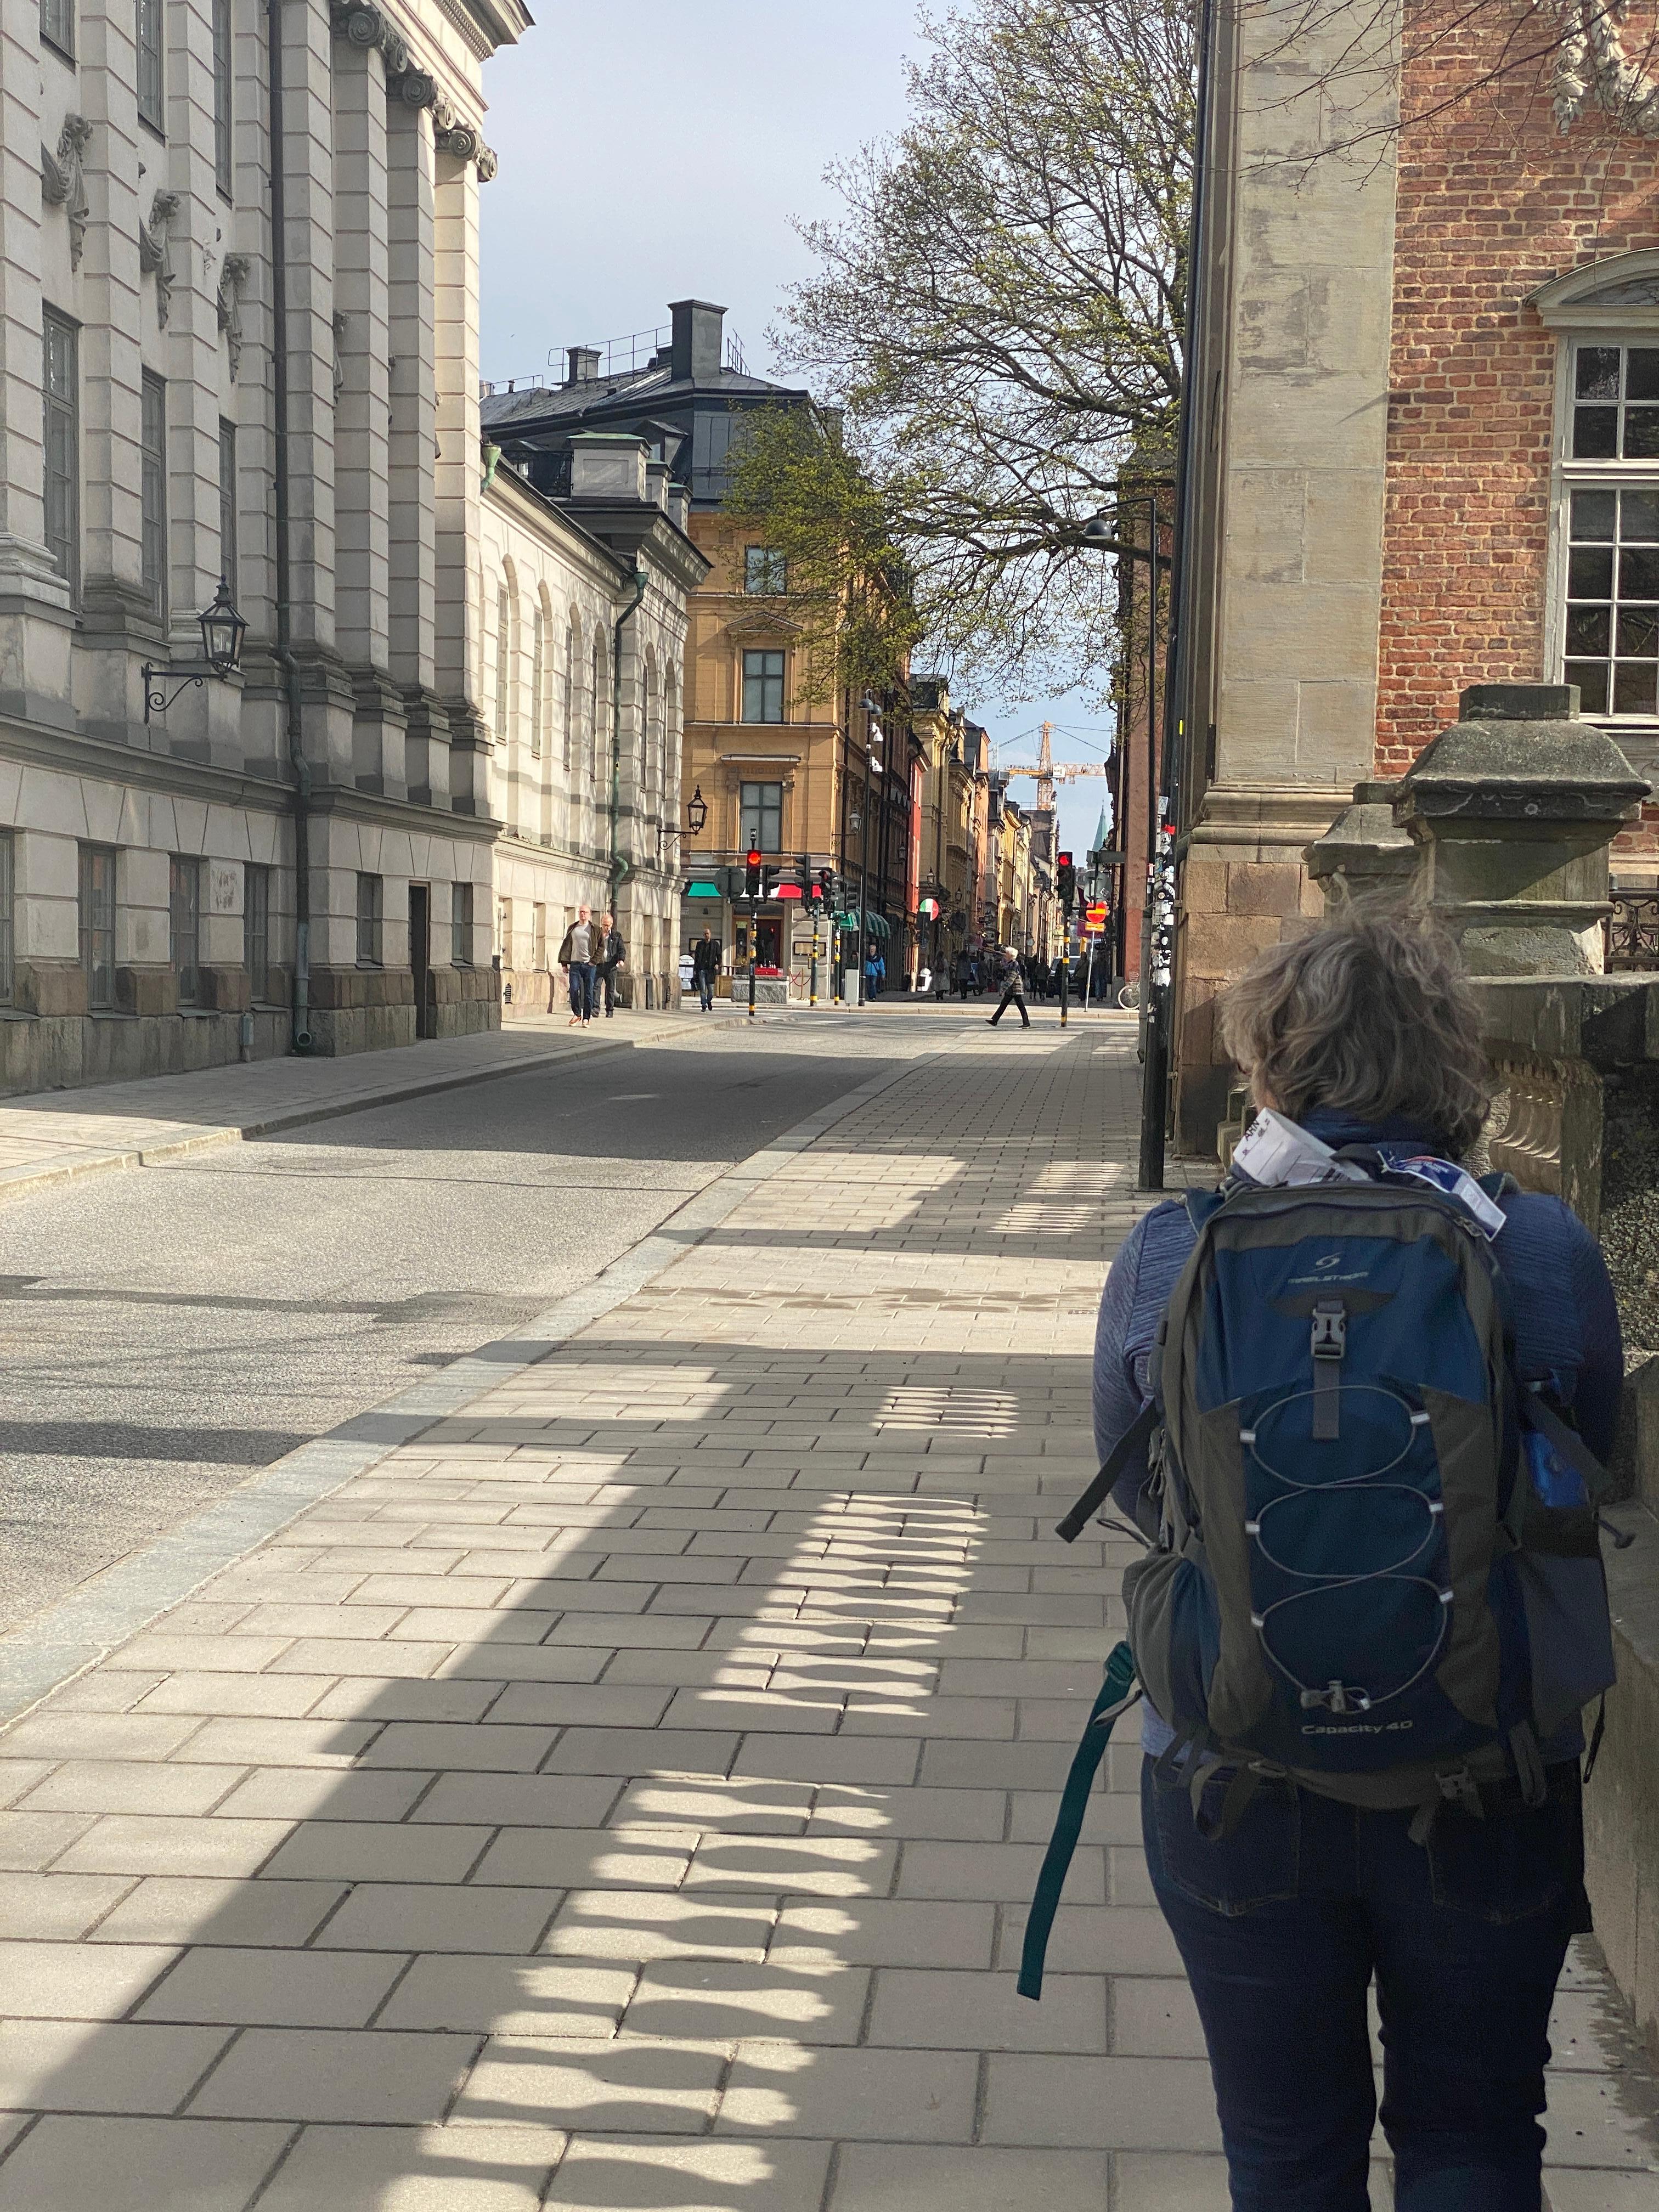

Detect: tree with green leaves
726,0,1195,701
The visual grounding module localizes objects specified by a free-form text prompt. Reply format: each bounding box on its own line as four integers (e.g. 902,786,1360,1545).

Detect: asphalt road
0,1026,909,1637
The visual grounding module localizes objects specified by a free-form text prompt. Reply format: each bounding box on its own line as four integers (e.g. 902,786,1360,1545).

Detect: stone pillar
1304,780,1417,911
433,140,483,789
1397,684,1650,975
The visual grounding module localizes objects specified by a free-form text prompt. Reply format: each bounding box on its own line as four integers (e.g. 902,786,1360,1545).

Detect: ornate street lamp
143,579,249,722
685,785,708,835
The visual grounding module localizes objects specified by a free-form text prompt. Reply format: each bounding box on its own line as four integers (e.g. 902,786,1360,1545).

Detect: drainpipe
609,562,648,896
268,0,311,1051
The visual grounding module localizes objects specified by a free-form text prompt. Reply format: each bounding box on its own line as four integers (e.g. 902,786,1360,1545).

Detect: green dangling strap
1017,1641,1141,2001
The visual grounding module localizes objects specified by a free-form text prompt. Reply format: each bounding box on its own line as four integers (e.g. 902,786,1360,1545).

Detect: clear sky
478,0,1114,855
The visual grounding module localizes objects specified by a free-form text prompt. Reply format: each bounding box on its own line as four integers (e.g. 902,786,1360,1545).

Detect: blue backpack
1019,1169,1616,2001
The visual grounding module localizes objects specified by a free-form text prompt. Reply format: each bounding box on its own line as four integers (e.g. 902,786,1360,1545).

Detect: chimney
645,459,670,512
669,298,726,384
667,484,690,532
568,432,648,503
566,346,601,386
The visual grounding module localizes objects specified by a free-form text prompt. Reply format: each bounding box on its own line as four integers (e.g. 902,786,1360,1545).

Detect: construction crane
994,721,1107,811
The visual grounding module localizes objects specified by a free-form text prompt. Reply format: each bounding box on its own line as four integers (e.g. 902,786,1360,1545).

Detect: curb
0,1014,760,1209
0,1043,939,1726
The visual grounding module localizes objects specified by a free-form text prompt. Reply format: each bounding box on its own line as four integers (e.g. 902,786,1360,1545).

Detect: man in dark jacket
595,911,625,1018
691,927,721,1013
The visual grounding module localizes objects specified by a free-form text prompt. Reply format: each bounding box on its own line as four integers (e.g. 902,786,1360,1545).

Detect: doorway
409,884,436,1039
755,916,783,972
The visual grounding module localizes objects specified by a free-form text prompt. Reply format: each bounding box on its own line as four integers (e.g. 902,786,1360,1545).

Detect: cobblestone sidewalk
0,1028,1651,2209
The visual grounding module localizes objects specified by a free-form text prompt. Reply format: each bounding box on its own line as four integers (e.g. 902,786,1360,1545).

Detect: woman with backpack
1091,910,1621,2211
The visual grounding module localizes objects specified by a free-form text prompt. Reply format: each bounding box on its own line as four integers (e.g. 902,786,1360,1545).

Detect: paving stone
0,2019,232,2112
828,2144,1111,2211
542,1729,741,1779
267,1638,456,1679
0,1714,201,1763
258,1819,494,1885
180,1719,378,1768
1112,1974,1207,2057
437,1643,611,1680
0,1871,130,1939
1541,2071,1659,2168
89,1877,347,1949
55,1815,294,1879
681,1833,897,1899
0,2115,289,2212
543,1891,776,1964
317,1884,559,1955
254,2122,568,2210
544,2134,832,2211
716,2043,976,2141
606,1776,811,1835
486,1684,675,1729
1110,2152,1233,2210
453,2035,726,2132
136,1945,405,2027
659,1688,844,1734
995,1900,1186,1977
358,1723,558,1772
105,1635,295,1675
209,1768,432,1824
17,1763,244,1818
131,1675,337,1719
899,1839,1104,1904
1542,2176,1659,2210
982,2053,1223,2151
731,1737,921,1787
379,1955,635,2036
0,1938,177,2018
410,1773,620,1829
770,1898,996,1970
471,1826,695,1891
187,2027,479,2122
868,1966,1108,2053
620,1958,870,2045
0,1764,55,1808
807,1786,1006,1843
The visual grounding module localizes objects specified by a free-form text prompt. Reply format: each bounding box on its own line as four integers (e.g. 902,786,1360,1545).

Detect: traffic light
1056,851,1077,911
744,848,761,899
817,867,837,911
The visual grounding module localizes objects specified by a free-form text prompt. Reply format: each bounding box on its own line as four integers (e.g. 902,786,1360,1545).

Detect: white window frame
1535,249,1659,746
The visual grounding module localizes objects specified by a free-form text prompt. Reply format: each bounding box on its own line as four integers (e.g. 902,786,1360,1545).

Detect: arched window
529,603,546,759
1534,249,1659,728
564,614,579,773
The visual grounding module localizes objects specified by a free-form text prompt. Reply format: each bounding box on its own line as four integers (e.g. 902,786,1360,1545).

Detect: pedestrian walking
691,926,721,1013
1079,909,1620,2211
555,902,597,1027
987,945,1030,1028
594,911,625,1018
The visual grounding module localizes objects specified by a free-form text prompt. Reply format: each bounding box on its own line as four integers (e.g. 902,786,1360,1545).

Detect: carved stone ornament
217,251,250,380
40,114,93,268
139,189,180,327
434,119,479,162
476,142,498,182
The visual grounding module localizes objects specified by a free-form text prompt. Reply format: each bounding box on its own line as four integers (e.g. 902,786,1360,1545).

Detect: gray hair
1218,909,1493,1155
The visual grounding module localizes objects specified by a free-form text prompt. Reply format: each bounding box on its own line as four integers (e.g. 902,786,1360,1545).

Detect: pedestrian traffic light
745,848,761,899
1057,851,1077,910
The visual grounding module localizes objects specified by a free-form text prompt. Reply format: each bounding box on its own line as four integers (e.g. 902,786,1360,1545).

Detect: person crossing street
556,903,597,1027
595,911,625,1018
691,926,721,1013
988,944,1030,1029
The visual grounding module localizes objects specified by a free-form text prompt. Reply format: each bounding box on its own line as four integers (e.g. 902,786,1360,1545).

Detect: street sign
1084,902,1109,935
685,878,723,900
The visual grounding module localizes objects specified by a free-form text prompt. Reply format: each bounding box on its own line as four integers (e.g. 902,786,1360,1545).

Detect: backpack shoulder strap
1054,1400,1158,1544
1184,1188,1227,1234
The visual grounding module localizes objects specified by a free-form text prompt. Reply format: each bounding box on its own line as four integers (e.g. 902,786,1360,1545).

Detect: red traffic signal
1057,850,1073,867
744,849,762,899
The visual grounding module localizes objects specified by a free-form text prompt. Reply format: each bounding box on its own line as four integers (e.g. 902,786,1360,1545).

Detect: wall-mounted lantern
143,579,249,722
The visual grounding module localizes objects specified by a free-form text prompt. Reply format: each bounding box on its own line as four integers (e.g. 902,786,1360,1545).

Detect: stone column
1397,684,1650,974
330,29,402,794
433,136,482,810
385,88,438,788
0,11,75,709
1304,780,1417,911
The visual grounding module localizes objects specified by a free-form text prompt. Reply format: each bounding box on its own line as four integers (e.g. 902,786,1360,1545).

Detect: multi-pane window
42,311,78,594
356,871,382,965
136,0,163,130
0,833,14,1008
740,780,783,854
1571,345,1659,460
744,546,787,594
140,373,167,622
78,843,115,1011
40,0,72,60
218,420,238,600
170,855,201,1006
244,862,270,1001
452,881,473,966
741,648,785,725
1563,488,1659,716
211,0,232,196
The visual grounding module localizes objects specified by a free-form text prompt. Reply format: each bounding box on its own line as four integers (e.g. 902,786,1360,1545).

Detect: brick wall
1381,3,1659,860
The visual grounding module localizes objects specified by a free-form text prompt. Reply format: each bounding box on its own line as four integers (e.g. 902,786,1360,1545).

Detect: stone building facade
1171,0,1659,1148
0,0,524,1093
478,440,706,1015
481,299,910,998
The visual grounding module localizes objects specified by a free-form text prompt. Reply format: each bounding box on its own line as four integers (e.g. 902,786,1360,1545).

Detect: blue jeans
1142,1758,1585,2211
567,962,595,1019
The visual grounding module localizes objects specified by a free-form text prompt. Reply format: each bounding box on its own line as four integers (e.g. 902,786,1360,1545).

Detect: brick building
1171,0,1659,1148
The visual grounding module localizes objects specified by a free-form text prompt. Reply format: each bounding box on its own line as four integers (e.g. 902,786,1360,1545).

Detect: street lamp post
857,693,884,1007
142,579,249,722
